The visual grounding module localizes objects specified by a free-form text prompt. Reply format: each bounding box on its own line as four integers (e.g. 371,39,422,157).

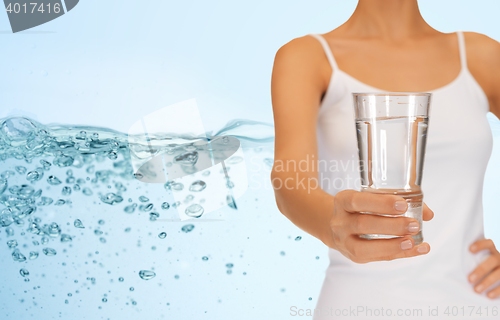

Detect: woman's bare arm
462,31,500,300
271,36,336,247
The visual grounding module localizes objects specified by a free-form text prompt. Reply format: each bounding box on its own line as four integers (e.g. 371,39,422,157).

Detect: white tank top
309,31,498,320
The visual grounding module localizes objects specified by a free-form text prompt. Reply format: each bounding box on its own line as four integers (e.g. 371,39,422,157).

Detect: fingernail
469,274,477,282
407,222,419,233
400,239,413,250
395,201,407,212
475,284,484,293
488,291,497,299
417,245,429,254
470,245,477,252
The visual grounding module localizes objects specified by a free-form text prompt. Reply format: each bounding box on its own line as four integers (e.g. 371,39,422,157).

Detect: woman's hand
329,189,433,264
468,239,500,299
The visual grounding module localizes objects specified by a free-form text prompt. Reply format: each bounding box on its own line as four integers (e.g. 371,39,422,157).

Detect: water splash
12,249,26,262
181,224,194,233
226,195,237,210
42,247,57,256
212,119,274,145
138,270,156,280
185,204,204,218
189,180,206,192
0,116,275,311
7,239,18,249
74,219,85,228
161,202,170,210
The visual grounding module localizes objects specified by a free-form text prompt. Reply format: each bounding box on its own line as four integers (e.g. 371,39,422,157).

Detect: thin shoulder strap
309,33,339,70
456,30,468,69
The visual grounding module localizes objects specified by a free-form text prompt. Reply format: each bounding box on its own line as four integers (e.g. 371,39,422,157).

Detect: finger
338,190,408,215
344,235,429,263
470,239,495,253
486,284,500,299
391,242,431,259
350,213,420,236
422,202,434,221
468,255,500,284
473,268,500,294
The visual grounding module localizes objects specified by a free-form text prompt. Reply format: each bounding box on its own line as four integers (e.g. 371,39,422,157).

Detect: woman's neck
340,0,435,41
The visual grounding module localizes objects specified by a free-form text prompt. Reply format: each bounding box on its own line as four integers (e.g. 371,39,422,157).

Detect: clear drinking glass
353,92,431,245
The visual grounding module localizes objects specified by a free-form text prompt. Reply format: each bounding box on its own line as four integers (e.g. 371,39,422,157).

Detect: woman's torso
312,31,497,319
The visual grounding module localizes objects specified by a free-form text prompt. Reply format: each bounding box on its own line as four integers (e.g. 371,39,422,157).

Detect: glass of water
352,92,432,245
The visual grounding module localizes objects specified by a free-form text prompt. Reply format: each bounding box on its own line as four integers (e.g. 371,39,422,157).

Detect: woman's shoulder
463,31,500,60
272,34,332,101
275,34,326,60
463,31,500,115
273,34,332,79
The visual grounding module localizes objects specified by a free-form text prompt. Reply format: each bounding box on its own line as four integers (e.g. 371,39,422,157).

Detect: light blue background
0,0,499,319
